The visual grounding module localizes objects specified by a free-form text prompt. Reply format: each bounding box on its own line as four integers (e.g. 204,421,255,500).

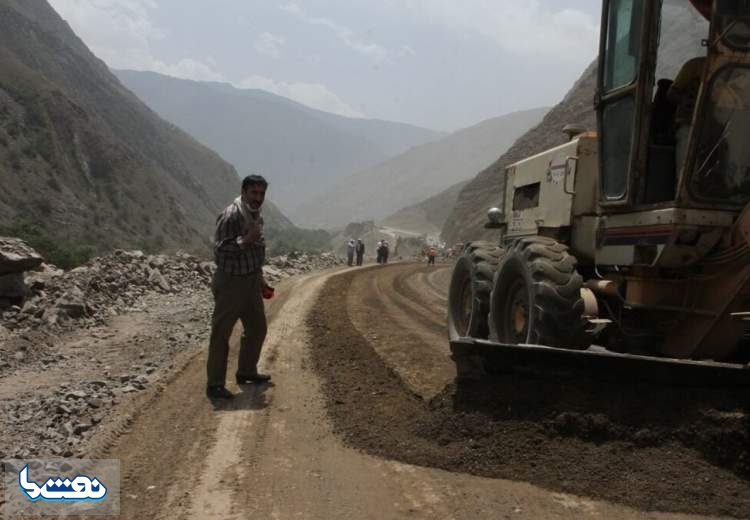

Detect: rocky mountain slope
0,0,296,255
294,108,548,229
114,70,443,214
442,0,708,244
380,180,469,235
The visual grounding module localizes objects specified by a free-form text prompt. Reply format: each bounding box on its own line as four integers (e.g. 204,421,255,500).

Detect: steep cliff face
0,0,247,253
442,0,708,244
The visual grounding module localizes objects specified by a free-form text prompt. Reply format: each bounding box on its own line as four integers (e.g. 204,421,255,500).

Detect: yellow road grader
448,0,750,382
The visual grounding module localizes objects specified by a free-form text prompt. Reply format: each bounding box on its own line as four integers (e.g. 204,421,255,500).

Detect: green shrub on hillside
0,219,95,270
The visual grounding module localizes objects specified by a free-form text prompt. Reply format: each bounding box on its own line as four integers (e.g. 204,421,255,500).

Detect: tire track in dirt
347,264,454,398
424,267,451,300
411,268,450,307
388,267,447,331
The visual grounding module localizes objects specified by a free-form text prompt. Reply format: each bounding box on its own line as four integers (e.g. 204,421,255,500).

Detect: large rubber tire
490,236,592,349
447,241,505,341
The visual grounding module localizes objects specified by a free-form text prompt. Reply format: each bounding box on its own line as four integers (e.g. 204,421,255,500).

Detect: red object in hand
262,285,275,300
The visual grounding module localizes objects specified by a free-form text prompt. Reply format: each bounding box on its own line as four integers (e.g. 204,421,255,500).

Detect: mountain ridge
114,69,444,215
293,107,549,229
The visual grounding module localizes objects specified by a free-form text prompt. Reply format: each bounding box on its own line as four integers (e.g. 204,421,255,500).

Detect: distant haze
115,69,442,213
49,0,600,132
294,107,549,229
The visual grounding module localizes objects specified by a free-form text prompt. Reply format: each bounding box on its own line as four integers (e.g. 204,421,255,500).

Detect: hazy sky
49,0,601,132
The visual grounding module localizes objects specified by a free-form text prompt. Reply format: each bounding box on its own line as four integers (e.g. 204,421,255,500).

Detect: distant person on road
206,174,272,400
427,246,437,265
376,240,384,264
355,239,365,266
346,238,356,266
382,240,390,264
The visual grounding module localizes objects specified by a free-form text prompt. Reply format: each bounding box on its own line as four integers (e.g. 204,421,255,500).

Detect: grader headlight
487,207,503,225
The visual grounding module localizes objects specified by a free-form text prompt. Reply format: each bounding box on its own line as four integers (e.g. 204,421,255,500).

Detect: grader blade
450,338,750,386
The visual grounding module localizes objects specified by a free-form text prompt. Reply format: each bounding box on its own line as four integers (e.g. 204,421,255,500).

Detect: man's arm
214,208,243,253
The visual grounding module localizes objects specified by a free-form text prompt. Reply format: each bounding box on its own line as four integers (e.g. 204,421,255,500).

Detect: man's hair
242,174,268,191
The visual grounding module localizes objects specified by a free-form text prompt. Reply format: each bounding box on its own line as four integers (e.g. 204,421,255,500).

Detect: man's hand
261,278,275,299
240,223,264,246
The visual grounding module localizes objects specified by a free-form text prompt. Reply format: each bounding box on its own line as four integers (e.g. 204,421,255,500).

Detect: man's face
242,184,266,210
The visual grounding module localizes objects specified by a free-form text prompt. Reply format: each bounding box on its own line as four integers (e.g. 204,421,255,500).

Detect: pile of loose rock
1,249,215,334
0,237,344,335
262,251,342,283
4,379,126,459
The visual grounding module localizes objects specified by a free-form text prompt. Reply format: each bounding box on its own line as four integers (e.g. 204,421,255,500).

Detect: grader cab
448,0,750,381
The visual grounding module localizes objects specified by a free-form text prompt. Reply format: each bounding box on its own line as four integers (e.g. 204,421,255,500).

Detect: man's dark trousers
207,270,267,387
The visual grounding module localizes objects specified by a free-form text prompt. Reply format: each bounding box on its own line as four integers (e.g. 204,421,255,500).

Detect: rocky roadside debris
0,238,344,460
0,240,343,370
2,377,147,460
0,240,343,337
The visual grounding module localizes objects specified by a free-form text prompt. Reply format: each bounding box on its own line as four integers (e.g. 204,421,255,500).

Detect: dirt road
86,264,747,519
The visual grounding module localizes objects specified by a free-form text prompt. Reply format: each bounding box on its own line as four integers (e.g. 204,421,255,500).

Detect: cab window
603,0,644,92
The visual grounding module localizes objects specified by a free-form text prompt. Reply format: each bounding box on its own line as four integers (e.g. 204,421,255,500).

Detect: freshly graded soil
307,266,750,518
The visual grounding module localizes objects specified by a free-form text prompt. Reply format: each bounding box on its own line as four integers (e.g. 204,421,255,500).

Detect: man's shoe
236,373,272,384
206,386,234,399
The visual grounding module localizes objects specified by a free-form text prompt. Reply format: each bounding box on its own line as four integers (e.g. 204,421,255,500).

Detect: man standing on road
355,239,365,266
206,174,272,399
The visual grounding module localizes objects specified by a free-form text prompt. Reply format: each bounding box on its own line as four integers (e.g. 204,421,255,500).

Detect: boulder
148,255,166,268
197,262,214,276
54,287,88,319
25,264,64,291
147,268,171,292
57,301,87,319
263,266,283,279
0,237,43,275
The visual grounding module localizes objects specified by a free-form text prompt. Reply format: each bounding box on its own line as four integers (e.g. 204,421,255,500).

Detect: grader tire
491,236,592,349
448,242,505,381
447,242,505,340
